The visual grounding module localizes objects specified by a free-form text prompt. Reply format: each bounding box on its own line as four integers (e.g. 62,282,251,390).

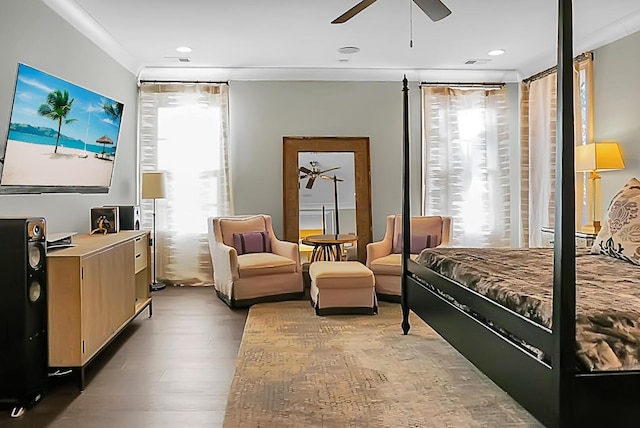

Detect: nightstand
540,227,597,248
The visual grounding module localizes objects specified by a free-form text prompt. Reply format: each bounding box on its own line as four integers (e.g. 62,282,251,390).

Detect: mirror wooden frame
283,136,372,263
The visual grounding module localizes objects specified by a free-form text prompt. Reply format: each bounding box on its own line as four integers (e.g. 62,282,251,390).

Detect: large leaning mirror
283,136,372,263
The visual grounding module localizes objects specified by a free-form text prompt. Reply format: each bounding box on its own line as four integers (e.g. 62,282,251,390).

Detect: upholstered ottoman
309,261,377,316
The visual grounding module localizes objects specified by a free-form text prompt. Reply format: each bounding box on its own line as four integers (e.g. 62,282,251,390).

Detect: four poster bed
400,1,640,426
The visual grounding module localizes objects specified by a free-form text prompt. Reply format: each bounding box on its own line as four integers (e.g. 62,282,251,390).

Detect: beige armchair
207,214,303,308
366,215,452,302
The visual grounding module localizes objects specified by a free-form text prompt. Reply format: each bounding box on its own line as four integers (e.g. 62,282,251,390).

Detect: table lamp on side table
575,141,625,233
142,171,167,292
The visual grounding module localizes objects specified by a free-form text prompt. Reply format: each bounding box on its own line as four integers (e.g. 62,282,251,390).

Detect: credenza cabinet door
80,254,105,361
105,241,136,334
80,242,136,363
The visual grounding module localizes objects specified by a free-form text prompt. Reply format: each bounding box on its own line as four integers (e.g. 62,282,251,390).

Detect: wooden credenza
46,231,152,388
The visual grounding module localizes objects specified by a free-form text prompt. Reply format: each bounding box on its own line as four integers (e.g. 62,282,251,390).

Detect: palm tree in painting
37,89,78,153
102,101,123,122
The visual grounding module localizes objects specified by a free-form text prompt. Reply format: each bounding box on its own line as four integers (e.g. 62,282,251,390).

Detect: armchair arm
366,240,393,268
271,239,301,272
211,242,239,297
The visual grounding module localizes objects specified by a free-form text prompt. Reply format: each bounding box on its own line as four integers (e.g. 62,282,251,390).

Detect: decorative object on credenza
575,141,625,233
104,205,140,230
90,207,119,235
142,171,167,292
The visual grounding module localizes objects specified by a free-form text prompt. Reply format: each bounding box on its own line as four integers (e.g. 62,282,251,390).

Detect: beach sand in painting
1,140,114,187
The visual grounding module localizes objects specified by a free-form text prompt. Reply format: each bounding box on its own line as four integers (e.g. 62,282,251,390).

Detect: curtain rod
138,80,229,85
522,51,593,84
419,82,505,89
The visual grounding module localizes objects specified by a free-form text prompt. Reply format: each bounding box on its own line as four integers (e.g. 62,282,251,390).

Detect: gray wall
229,80,521,243
594,31,640,208
0,0,138,233
228,81,422,241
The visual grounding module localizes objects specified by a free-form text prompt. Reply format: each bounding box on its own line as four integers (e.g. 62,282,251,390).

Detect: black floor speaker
105,205,140,230
0,218,48,406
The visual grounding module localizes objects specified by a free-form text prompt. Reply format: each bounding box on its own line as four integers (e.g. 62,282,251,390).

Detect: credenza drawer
134,234,148,273
134,234,147,254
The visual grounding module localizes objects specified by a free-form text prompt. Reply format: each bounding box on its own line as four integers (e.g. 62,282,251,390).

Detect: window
139,83,231,285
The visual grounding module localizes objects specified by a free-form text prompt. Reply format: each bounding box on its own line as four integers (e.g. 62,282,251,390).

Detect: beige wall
594,31,640,209
0,0,138,234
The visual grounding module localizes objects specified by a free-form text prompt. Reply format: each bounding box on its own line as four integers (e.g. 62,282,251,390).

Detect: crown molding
42,0,139,75
518,10,640,79
138,66,521,83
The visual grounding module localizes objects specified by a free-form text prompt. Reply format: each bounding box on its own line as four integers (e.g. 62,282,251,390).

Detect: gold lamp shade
575,141,625,173
575,142,625,233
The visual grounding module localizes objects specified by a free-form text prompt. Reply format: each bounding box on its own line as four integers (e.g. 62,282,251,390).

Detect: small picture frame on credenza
90,207,119,235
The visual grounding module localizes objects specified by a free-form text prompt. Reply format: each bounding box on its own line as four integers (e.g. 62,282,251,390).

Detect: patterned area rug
223,301,541,427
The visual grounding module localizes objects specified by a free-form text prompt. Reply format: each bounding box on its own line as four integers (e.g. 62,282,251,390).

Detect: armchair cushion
369,254,418,276
233,231,272,255
238,253,297,277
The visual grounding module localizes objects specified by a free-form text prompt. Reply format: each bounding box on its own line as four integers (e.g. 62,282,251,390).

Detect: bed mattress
415,247,640,371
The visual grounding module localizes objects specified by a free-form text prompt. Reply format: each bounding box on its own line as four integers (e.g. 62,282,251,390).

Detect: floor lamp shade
142,172,167,199
142,171,167,291
575,142,625,232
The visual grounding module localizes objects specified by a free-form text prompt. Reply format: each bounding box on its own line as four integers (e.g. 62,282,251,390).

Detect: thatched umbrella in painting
96,135,113,158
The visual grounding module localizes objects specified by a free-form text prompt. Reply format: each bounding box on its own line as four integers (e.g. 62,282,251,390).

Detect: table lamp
575,141,625,233
142,171,167,291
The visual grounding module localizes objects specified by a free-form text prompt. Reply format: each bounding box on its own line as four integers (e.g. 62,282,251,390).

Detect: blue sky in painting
8,63,123,145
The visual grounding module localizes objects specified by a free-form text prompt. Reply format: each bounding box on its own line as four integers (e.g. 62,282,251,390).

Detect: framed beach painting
0,63,124,194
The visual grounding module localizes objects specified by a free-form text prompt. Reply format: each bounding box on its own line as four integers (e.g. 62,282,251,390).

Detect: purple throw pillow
232,231,271,255
393,233,440,254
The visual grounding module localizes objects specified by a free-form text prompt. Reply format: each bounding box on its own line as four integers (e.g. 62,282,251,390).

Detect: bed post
553,0,576,425
401,75,411,335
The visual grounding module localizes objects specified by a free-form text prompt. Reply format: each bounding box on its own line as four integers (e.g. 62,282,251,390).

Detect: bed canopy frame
400,0,640,426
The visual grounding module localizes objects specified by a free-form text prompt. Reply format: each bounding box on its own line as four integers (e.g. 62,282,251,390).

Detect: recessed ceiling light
338,46,360,54
176,46,192,53
488,49,505,56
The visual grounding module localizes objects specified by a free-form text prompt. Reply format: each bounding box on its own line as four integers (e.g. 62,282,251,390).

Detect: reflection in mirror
298,152,355,262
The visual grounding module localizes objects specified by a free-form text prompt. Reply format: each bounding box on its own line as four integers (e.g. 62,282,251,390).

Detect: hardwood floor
0,286,247,428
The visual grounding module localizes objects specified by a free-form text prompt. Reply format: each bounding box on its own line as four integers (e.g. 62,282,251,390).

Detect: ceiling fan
299,161,344,189
331,0,451,24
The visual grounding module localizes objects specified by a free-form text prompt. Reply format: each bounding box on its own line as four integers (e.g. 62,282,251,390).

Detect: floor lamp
575,141,625,233
142,171,167,292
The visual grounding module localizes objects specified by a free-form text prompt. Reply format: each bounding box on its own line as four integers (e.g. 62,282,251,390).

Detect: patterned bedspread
415,247,640,371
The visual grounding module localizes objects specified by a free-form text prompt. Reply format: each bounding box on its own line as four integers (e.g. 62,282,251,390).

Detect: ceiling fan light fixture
338,46,360,55
488,49,505,56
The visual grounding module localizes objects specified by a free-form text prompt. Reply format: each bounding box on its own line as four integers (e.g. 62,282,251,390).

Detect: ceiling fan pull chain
409,0,414,48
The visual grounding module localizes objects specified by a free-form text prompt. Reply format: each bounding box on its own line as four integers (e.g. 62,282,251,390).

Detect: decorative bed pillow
393,234,441,254
591,177,640,265
232,231,271,255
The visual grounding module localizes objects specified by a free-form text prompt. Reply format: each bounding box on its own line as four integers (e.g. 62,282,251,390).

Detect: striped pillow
232,231,272,255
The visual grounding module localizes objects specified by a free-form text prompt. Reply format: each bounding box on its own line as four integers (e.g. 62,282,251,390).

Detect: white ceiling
44,0,640,82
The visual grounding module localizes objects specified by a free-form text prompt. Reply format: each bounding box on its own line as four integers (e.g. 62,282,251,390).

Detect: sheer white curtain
139,83,232,286
520,55,591,246
527,74,557,247
422,86,510,247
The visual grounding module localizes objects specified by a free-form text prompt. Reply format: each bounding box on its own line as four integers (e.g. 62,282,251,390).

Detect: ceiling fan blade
306,176,317,189
299,166,312,174
320,175,344,182
331,0,378,24
318,166,341,174
413,0,451,22
299,173,309,179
